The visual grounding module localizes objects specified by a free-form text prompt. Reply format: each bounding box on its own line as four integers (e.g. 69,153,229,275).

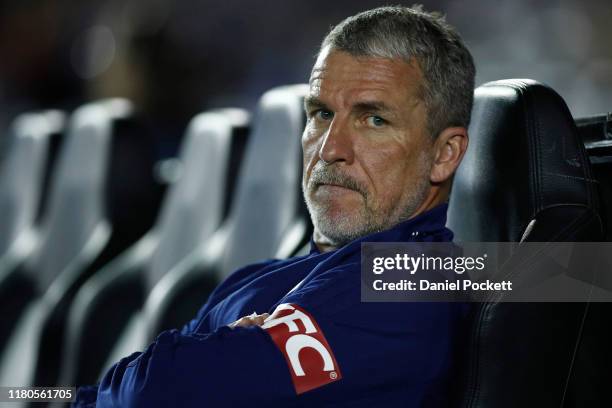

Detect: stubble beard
303,156,431,248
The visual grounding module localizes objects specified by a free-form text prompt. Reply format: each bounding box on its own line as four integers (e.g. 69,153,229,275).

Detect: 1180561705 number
1,387,75,402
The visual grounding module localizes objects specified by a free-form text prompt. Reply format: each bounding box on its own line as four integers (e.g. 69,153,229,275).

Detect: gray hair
320,5,476,138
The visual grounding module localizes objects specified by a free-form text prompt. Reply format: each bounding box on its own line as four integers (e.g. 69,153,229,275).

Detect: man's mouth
317,182,347,188
315,183,359,194
307,167,366,197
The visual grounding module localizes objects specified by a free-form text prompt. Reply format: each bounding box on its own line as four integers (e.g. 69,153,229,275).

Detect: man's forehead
308,48,423,106
310,49,408,83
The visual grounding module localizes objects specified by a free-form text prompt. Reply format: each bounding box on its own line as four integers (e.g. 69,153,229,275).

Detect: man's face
302,47,434,248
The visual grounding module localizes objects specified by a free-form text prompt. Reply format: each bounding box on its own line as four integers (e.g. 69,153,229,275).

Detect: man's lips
314,183,359,193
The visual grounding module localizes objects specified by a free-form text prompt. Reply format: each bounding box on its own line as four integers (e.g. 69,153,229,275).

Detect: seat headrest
448,79,602,242
0,111,64,257
30,99,163,291
219,84,308,275
148,109,249,287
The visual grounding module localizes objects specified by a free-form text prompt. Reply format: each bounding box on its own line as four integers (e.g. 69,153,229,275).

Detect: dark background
1,0,611,154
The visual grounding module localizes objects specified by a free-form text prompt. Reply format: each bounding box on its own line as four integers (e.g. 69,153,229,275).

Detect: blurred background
0,0,611,158
0,1,611,396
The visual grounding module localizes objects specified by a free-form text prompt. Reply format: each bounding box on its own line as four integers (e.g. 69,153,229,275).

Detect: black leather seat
0,99,164,398
140,84,310,343
65,85,309,387
567,113,612,407
0,110,65,354
57,108,249,387
447,79,605,407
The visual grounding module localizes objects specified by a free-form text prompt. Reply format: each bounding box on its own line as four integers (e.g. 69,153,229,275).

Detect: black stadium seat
567,113,612,407
140,84,310,346
0,111,65,354
0,111,64,258
447,79,605,407
0,99,164,399
63,85,309,386
58,108,250,387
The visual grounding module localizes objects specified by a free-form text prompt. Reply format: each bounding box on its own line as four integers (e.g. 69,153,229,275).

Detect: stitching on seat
537,205,595,242
542,172,600,184
511,80,542,219
524,80,544,217
559,301,591,408
464,295,488,408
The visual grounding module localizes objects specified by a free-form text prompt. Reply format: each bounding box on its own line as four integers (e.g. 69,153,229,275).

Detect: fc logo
262,304,342,394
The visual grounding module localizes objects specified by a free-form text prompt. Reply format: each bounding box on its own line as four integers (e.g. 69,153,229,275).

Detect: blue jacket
74,204,468,407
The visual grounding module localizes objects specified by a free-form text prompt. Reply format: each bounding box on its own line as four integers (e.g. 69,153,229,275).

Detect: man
75,5,474,407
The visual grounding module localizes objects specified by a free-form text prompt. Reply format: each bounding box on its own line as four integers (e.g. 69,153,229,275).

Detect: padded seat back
57,108,249,387
447,79,603,407
148,109,249,287
0,111,64,260
26,100,131,292
0,99,163,389
566,113,612,407
142,85,310,340
0,111,64,354
448,79,601,242
219,84,309,275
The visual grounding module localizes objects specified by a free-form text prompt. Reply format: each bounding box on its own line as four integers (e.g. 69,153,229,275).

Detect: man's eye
366,115,386,127
314,110,334,121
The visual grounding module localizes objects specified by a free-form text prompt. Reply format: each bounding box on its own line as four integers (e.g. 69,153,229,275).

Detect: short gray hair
320,5,476,138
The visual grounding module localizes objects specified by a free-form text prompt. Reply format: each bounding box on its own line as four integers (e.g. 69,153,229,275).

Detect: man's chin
313,215,369,246
308,192,363,214
310,187,363,212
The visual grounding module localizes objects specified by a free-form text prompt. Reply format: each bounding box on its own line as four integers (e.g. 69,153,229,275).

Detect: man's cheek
301,141,320,168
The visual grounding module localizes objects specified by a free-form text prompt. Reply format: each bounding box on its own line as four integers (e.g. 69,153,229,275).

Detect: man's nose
318,117,354,165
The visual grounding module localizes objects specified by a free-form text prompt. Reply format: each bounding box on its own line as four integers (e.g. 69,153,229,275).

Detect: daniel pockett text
360,242,612,302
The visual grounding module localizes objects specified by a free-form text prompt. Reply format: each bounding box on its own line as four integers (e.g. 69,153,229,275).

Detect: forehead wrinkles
310,57,403,91
309,52,422,109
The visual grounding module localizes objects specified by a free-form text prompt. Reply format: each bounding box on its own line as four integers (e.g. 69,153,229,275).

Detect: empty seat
0,99,163,396
150,108,250,283
0,111,65,353
58,108,250,387
216,85,311,273
143,84,310,337
0,111,64,258
565,112,612,407
447,79,604,407
89,85,309,380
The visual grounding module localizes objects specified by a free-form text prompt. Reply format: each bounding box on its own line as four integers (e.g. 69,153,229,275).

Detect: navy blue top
74,203,468,407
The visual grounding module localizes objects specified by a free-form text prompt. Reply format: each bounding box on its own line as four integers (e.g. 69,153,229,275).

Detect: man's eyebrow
304,96,327,111
352,101,393,113
303,98,396,116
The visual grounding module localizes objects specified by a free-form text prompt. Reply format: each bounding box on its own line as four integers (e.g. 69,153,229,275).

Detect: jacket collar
309,203,452,255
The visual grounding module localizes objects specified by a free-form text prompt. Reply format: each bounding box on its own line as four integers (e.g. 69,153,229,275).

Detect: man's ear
429,126,468,184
